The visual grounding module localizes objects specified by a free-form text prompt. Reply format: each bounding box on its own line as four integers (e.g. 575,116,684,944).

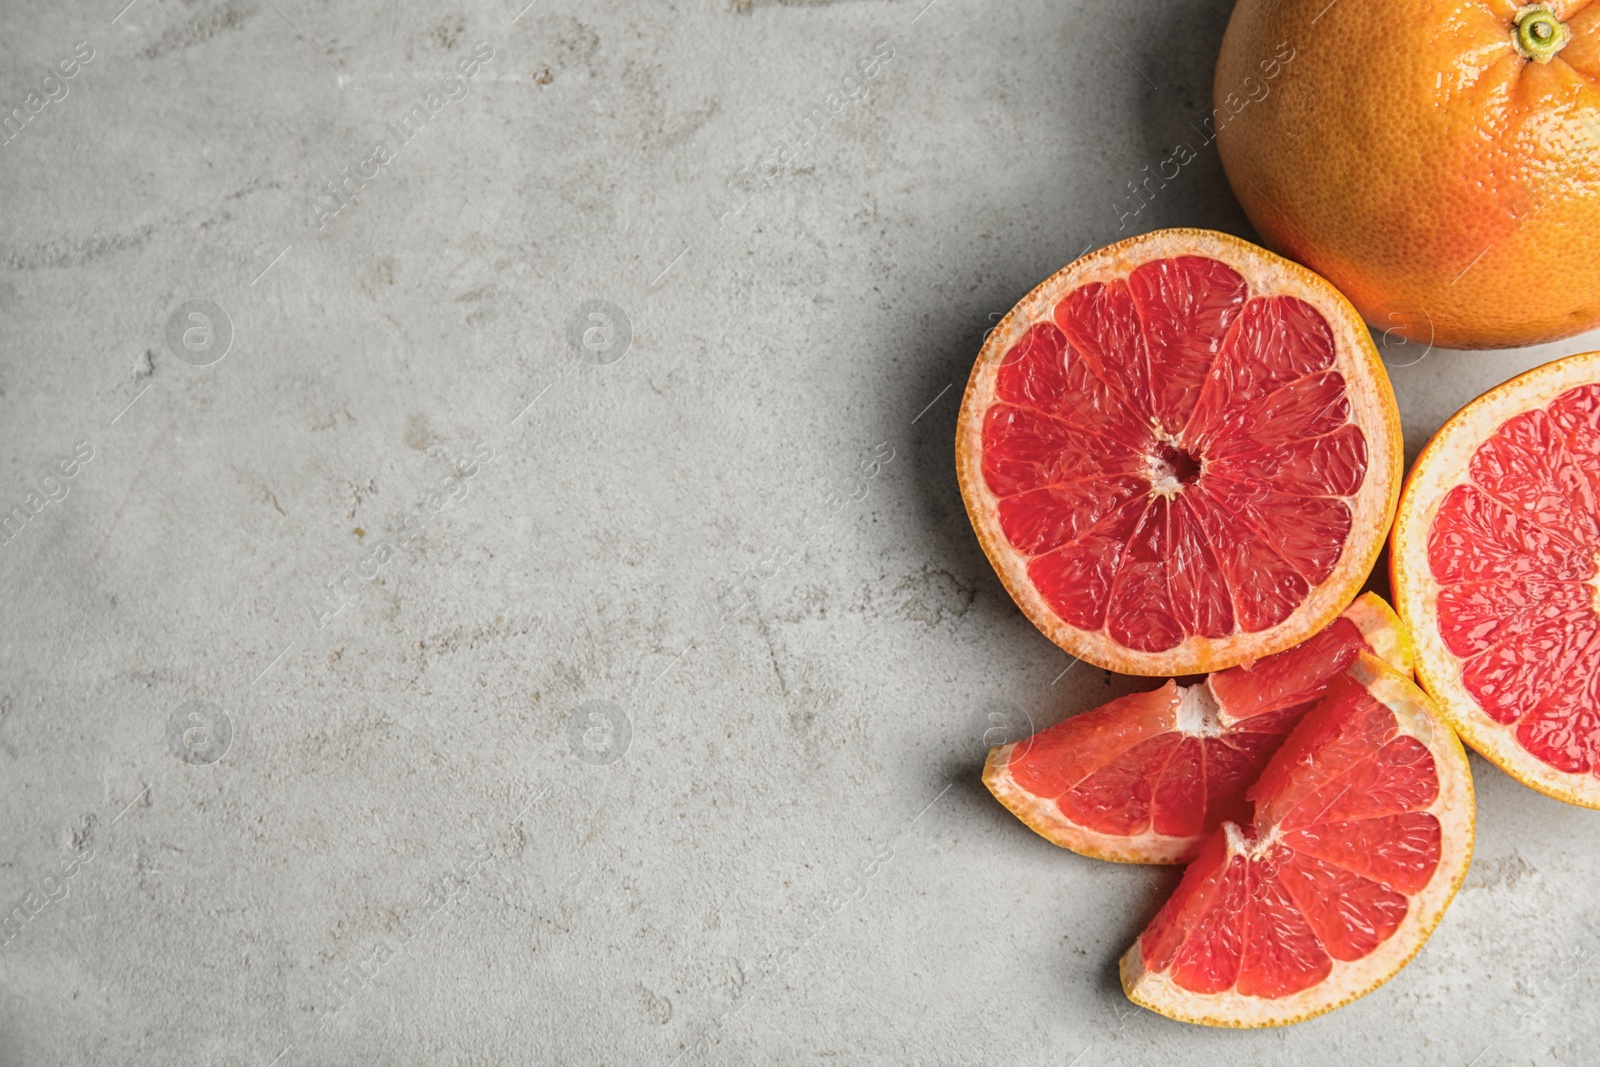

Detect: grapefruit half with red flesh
956,229,1403,675
1392,350,1600,808
1121,652,1474,1028
983,593,1411,864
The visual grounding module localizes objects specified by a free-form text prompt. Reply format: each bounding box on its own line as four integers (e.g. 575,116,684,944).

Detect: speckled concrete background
2,1,1597,1064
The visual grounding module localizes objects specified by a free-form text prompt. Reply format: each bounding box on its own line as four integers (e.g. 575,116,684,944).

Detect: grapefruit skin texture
1215,0,1600,349
1392,350,1600,808
983,593,1413,865
956,228,1403,676
1120,654,1475,1028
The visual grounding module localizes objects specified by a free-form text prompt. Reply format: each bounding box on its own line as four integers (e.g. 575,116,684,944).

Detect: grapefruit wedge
956,229,1403,675
1392,351,1600,808
1121,653,1474,1028
983,592,1411,864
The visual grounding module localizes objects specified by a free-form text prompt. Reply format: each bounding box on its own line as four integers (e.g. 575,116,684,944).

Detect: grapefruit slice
1121,653,1474,1028
956,229,1403,675
1391,351,1600,808
983,592,1411,864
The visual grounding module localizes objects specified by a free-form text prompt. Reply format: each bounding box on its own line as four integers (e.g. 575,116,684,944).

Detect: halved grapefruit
1121,653,1474,1028
1392,350,1600,808
983,592,1411,864
956,229,1403,676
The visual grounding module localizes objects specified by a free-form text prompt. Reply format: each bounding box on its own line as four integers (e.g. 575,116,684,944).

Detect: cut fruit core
1426,382,1600,776
983,254,1370,654
1138,671,1442,999
1174,682,1224,738
1150,442,1203,492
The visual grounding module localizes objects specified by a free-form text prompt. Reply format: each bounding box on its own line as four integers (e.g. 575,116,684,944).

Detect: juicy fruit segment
957,229,1403,678
1393,352,1600,808
1122,654,1474,1027
983,593,1410,864
1429,384,1600,772
987,259,1366,655
1143,693,1437,997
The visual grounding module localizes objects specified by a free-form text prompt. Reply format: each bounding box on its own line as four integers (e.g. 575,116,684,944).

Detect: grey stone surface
2,1,1597,1064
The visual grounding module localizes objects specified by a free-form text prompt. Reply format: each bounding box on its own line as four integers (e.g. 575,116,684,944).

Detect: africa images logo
0,440,94,550
0,41,94,149
311,42,494,230
1112,40,1296,230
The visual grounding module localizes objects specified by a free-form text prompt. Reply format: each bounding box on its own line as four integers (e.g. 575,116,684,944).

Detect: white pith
1148,469,1185,497
1175,681,1225,738
1222,818,1280,860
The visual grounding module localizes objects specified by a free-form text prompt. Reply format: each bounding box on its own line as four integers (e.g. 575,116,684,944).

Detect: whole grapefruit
1214,0,1600,349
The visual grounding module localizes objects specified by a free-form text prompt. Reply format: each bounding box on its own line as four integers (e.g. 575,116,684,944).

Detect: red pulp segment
1008,614,1376,847
1138,675,1442,998
982,255,1369,653
1427,384,1600,775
